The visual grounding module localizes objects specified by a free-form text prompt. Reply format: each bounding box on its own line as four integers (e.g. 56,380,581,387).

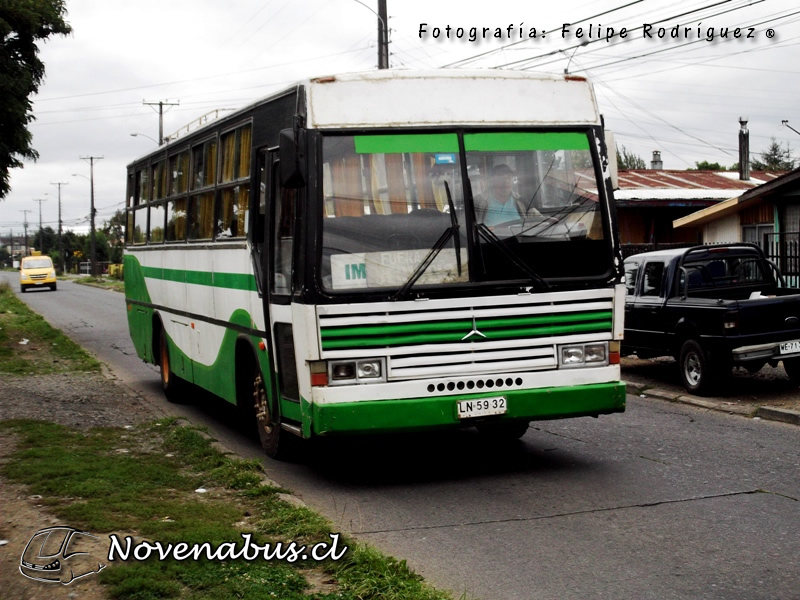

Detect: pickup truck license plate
457,397,507,419
780,340,800,355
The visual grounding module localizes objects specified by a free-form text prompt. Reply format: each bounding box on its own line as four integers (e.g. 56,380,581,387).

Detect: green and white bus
124,70,626,458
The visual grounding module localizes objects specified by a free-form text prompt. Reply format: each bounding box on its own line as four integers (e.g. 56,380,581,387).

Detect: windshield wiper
391,181,461,302
475,222,550,291
445,180,462,276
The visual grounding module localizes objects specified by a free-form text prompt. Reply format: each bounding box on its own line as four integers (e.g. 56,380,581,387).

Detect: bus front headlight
328,358,386,385
558,343,609,368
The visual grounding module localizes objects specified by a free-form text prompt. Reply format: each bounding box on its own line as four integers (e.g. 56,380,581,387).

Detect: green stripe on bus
321,311,612,339
321,319,612,349
354,133,460,154
140,266,257,291
464,132,590,152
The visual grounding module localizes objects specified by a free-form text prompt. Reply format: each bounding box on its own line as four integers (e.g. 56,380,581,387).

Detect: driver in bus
473,163,544,227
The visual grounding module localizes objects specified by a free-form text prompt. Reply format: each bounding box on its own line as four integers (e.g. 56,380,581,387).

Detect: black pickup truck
623,244,800,394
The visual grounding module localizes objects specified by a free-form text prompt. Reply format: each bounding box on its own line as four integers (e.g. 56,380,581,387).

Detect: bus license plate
457,397,507,419
780,340,800,355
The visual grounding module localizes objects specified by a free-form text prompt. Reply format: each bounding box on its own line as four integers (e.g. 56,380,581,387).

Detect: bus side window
272,161,295,296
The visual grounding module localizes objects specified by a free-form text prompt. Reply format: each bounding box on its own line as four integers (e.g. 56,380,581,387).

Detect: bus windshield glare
320,131,609,293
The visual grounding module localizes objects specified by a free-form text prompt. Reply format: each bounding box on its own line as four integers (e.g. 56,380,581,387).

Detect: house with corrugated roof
615,159,783,256
673,166,800,285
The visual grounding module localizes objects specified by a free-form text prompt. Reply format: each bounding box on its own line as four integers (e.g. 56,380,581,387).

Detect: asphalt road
4,273,799,600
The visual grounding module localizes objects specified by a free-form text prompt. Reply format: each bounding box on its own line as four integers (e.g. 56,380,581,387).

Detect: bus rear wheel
159,328,184,402
252,367,288,459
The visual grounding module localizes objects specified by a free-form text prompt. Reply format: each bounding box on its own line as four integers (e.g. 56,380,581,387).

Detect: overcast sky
2,0,799,237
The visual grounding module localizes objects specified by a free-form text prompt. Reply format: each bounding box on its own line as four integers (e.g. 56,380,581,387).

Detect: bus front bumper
310,381,626,436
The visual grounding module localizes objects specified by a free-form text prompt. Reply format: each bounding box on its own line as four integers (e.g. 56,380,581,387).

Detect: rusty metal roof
618,169,784,189
615,170,786,203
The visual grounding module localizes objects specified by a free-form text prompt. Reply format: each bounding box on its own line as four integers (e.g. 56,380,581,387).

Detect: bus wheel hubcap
253,373,273,434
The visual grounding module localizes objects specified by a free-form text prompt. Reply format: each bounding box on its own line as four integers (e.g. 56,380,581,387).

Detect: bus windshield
320,131,609,293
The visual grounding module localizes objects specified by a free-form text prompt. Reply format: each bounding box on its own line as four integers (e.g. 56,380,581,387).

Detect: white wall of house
702,212,741,244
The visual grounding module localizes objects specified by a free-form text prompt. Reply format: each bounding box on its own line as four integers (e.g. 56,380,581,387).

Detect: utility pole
353,0,389,69
377,0,389,69
32,197,47,252
80,155,103,276
143,100,179,145
51,181,68,273
19,209,31,257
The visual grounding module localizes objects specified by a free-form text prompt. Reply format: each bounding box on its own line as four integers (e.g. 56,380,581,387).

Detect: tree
616,145,646,170
84,230,109,264
102,209,125,245
693,160,725,171
751,137,796,172
0,1,72,198
32,225,55,254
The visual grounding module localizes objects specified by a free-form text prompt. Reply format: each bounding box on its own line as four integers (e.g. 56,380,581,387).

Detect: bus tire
159,327,185,403
251,363,290,460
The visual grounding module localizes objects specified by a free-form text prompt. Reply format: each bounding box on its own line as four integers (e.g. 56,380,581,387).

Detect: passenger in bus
473,163,543,227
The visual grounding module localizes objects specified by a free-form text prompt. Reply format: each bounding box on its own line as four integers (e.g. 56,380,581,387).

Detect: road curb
756,406,800,426
625,380,800,425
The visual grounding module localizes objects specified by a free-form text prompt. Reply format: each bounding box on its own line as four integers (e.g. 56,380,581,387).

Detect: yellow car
19,256,57,292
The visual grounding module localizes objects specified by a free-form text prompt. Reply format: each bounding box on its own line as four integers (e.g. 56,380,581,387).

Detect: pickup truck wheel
679,339,715,396
783,357,800,385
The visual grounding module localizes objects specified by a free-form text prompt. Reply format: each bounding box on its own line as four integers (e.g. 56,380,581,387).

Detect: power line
504,0,768,71
441,0,648,68
557,6,798,76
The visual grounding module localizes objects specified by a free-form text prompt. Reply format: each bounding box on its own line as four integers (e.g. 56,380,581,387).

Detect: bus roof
304,69,601,129
151,69,601,152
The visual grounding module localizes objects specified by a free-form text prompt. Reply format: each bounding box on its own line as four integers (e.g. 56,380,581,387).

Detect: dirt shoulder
0,371,159,600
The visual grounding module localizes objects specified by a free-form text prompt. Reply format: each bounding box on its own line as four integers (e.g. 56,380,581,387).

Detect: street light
782,120,800,138
130,133,158,144
352,0,389,69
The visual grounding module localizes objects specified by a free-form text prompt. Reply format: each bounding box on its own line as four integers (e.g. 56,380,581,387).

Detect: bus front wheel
252,367,287,459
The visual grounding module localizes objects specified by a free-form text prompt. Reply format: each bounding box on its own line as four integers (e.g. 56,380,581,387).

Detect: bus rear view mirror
605,129,619,190
279,128,307,189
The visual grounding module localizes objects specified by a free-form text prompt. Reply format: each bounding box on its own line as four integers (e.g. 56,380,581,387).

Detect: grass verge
74,276,125,293
0,280,100,374
0,418,457,600
0,280,462,599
